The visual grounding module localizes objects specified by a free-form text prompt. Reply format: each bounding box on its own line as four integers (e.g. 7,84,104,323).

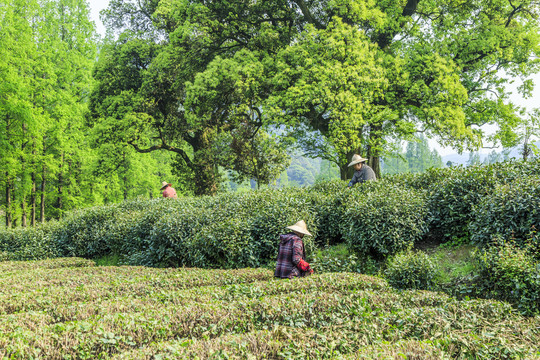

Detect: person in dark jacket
161,181,178,198
347,154,376,188
275,220,314,279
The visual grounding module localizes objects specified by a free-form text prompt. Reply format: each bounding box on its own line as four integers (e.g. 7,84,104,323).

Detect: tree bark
21,123,27,227
5,175,12,228
57,152,64,213
30,138,37,226
12,188,17,228
340,150,357,181
21,198,27,227
31,170,36,226
366,125,383,179
369,156,381,179
40,166,46,224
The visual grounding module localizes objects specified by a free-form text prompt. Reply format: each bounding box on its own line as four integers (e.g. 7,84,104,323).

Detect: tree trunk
366,125,382,179
31,170,36,226
369,156,381,179
340,150,357,181
193,157,218,195
57,152,64,213
5,116,12,228
30,138,37,226
192,132,219,196
12,188,17,228
339,165,348,181
5,175,12,228
21,123,27,227
40,166,46,224
21,199,27,227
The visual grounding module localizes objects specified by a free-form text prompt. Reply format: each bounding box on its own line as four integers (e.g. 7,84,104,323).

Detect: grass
95,254,122,266
430,244,476,284
314,243,350,259
313,243,476,282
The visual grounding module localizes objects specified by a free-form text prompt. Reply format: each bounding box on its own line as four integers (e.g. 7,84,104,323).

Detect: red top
162,186,177,198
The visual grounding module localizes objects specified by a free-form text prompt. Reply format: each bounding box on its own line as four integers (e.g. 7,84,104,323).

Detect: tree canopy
88,0,540,193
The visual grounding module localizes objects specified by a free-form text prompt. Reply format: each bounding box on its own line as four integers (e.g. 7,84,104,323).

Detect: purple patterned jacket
274,233,311,279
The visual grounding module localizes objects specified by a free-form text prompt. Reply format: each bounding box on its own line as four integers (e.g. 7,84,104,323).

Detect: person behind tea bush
275,220,314,279
347,154,376,188
161,181,177,198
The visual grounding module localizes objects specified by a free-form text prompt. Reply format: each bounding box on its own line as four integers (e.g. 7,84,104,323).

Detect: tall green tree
91,0,540,189
516,108,540,160
1,0,41,227
382,136,442,174
1,0,98,227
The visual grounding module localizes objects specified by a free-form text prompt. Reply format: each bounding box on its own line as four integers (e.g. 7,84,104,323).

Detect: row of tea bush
1,258,539,359
1,159,539,268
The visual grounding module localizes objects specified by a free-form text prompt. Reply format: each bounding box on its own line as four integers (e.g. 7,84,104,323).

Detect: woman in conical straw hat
275,220,314,279
347,154,376,188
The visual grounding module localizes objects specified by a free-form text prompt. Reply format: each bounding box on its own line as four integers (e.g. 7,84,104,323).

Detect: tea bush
0,223,59,261
123,190,320,268
1,258,539,359
307,180,349,246
344,184,428,258
130,205,213,267
470,241,540,316
384,250,438,290
428,160,540,243
385,166,452,190
426,164,499,242
470,176,540,249
248,190,318,262
1,159,539,268
311,244,379,275
52,204,124,258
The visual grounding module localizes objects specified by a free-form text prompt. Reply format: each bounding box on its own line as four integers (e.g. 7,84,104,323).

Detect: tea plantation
1,160,540,358
1,258,539,359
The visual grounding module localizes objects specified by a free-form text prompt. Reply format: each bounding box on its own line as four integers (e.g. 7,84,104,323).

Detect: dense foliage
2,159,540,267
0,258,539,359
470,176,540,249
89,0,540,193
2,159,540,317
344,182,428,258
384,250,438,290
462,243,540,316
3,0,540,224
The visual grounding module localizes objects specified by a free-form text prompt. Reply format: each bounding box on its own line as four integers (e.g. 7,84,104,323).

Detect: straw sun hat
160,181,172,190
348,154,368,167
286,220,312,236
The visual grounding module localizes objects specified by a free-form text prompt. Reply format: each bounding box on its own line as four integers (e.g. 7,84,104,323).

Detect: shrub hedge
1,159,539,270
468,242,540,316
0,223,59,261
384,250,438,290
344,183,428,258
470,176,540,249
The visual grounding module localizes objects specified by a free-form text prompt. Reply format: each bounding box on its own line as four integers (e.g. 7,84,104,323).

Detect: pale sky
88,0,109,36
87,0,539,156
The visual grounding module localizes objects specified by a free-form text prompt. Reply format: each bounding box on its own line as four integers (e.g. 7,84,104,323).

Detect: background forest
2,0,540,228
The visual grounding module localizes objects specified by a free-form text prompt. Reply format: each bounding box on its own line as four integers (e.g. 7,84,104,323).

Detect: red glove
298,259,313,274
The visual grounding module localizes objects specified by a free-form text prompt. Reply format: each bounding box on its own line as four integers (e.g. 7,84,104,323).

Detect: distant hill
442,141,539,165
